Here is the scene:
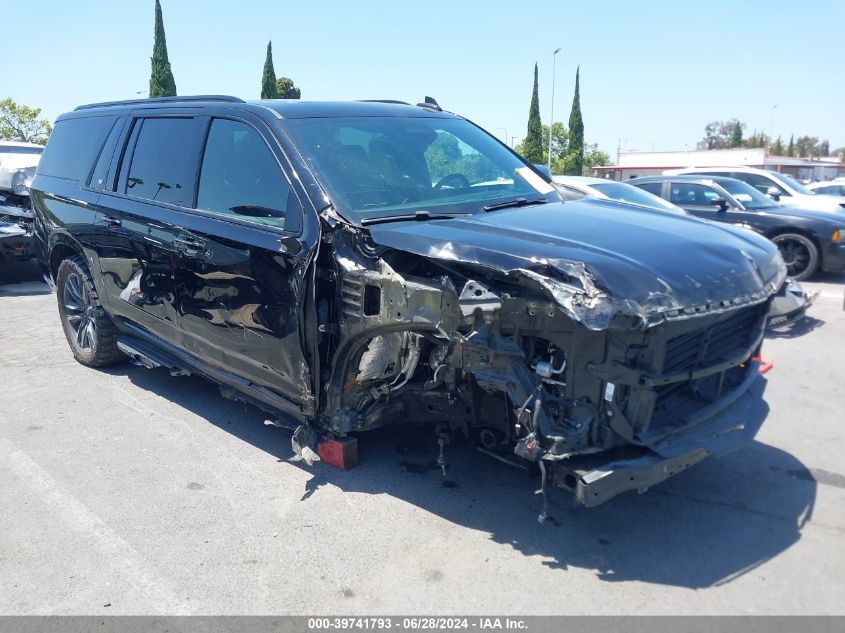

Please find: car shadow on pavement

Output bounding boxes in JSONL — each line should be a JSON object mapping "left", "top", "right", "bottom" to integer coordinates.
{"left": 765, "top": 315, "right": 825, "bottom": 339}
{"left": 109, "top": 363, "right": 817, "bottom": 591}
{"left": 0, "top": 260, "right": 51, "bottom": 297}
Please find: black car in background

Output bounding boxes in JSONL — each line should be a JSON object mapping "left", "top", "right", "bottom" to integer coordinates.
{"left": 630, "top": 175, "right": 845, "bottom": 281}
{"left": 31, "top": 96, "right": 785, "bottom": 508}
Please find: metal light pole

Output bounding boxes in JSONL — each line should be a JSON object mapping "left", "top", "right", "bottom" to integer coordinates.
{"left": 547, "top": 47, "right": 561, "bottom": 174}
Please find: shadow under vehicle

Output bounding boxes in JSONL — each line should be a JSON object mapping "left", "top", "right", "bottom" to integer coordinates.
{"left": 31, "top": 96, "right": 787, "bottom": 509}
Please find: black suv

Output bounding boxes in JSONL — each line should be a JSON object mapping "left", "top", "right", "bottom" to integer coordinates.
{"left": 630, "top": 174, "right": 845, "bottom": 281}
{"left": 32, "top": 96, "right": 786, "bottom": 507}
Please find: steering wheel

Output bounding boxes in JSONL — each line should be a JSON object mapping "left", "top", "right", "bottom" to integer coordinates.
{"left": 433, "top": 173, "right": 471, "bottom": 190}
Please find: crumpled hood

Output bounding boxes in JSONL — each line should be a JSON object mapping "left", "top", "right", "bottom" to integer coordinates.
{"left": 367, "top": 198, "right": 786, "bottom": 330}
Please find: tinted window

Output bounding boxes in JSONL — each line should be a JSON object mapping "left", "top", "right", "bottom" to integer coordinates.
{"left": 633, "top": 181, "right": 663, "bottom": 197}
{"left": 125, "top": 118, "right": 198, "bottom": 206}
{"left": 733, "top": 172, "right": 783, "bottom": 196}
{"left": 37, "top": 117, "right": 116, "bottom": 182}
{"left": 89, "top": 119, "right": 125, "bottom": 190}
{"left": 815, "top": 184, "right": 845, "bottom": 195}
{"left": 197, "top": 118, "right": 295, "bottom": 228}
{"left": 669, "top": 182, "right": 721, "bottom": 206}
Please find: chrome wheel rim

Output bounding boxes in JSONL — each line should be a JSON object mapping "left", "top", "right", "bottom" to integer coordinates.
{"left": 775, "top": 238, "right": 810, "bottom": 277}
{"left": 64, "top": 272, "right": 97, "bottom": 350}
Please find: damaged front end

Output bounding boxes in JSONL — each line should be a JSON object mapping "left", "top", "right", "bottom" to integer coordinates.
{"left": 314, "top": 204, "right": 786, "bottom": 508}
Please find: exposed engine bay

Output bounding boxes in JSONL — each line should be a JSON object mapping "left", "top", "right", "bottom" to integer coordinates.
{"left": 308, "top": 216, "right": 784, "bottom": 510}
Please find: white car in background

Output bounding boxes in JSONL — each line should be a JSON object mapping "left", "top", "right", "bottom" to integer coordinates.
{"left": 666, "top": 166, "right": 845, "bottom": 213}
{"left": 552, "top": 175, "right": 687, "bottom": 214}
{"left": 0, "top": 140, "right": 43, "bottom": 197}
{"left": 807, "top": 181, "right": 845, "bottom": 196}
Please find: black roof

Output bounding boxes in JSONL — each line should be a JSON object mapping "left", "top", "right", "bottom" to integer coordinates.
{"left": 66, "top": 95, "right": 453, "bottom": 120}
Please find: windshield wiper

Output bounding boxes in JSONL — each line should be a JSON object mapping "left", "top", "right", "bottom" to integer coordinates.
{"left": 360, "top": 210, "right": 467, "bottom": 226}
{"left": 483, "top": 198, "right": 548, "bottom": 212}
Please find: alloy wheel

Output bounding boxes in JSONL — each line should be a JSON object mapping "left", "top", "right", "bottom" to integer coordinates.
{"left": 63, "top": 272, "right": 97, "bottom": 350}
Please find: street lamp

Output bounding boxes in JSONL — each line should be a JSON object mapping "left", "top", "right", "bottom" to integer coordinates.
{"left": 547, "top": 47, "right": 561, "bottom": 174}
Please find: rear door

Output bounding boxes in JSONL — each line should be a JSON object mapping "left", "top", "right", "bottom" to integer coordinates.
{"left": 667, "top": 181, "right": 737, "bottom": 224}
{"left": 95, "top": 111, "right": 204, "bottom": 349}
{"left": 171, "top": 111, "right": 317, "bottom": 417}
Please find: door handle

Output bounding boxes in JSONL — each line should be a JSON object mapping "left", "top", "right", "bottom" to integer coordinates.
{"left": 97, "top": 216, "right": 121, "bottom": 229}
{"left": 174, "top": 237, "right": 207, "bottom": 257}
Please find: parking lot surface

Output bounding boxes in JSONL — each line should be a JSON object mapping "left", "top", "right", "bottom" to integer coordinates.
{"left": 1, "top": 260, "right": 843, "bottom": 615}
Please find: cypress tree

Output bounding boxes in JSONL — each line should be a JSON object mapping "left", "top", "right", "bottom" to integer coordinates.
{"left": 261, "top": 41, "right": 278, "bottom": 99}
{"left": 730, "top": 121, "right": 743, "bottom": 148}
{"left": 523, "top": 63, "right": 544, "bottom": 163}
{"left": 566, "top": 66, "right": 584, "bottom": 175}
{"left": 787, "top": 134, "right": 794, "bottom": 157}
{"left": 148, "top": 0, "right": 177, "bottom": 97}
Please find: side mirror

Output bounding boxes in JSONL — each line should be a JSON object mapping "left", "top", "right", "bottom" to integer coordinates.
{"left": 766, "top": 186, "right": 781, "bottom": 200}
{"left": 533, "top": 164, "right": 552, "bottom": 179}
{"left": 711, "top": 197, "right": 729, "bottom": 211}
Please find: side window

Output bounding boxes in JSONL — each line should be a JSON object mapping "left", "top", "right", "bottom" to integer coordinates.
{"left": 669, "top": 182, "right": 720, "bottom": 206}
{"left": 89, "top": 118, "right": 125, "bottom": 190}
{"left": 37, "top": 116, "right": 117, "bottom": 183}
{"left": 196, "top": 118, "right": 296, "bottom": 229}
{"left": 634, "top": 181, "right": 663, "bottom": 197}
{"left": 735, "top": 172, "right": 783, "bottom": 196}
{"left": 124, "top": 117, "right": 198, "bottom": 206}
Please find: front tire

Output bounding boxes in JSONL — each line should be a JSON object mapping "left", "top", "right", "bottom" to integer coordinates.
{"left": 56, "top": 255, "right": 124, "bottom": 367}
{"left": 771, "top": 233, "right": 819, "bottom": 281}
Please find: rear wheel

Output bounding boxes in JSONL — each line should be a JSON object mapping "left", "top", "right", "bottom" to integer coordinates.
{"left": 56, "top": 255, "right": 124, "bottom": 367}
{"left": 771, "top": 233, "right": 819, "bottom": 281}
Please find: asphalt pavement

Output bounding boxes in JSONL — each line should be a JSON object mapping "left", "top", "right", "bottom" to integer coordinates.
{"left": 1, "top": 260, "right": 843, "bottom": 614}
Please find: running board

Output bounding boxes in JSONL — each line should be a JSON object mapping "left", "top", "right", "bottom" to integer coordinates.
{"left": 117, "top": 341, "right": 163, "bottom": 370}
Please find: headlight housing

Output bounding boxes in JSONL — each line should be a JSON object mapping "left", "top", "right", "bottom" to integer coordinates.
{"left": 833, "top": 229, "right": 845, "bottom": 243}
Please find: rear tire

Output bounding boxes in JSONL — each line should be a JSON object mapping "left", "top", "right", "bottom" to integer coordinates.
{"left": 771, "top": 232, "right": 819, "bottom": 281}
{"left": 56, "top": 254, "right": 124, "bottom": 367}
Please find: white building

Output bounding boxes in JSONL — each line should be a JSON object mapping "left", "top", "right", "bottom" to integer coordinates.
{"left": 594, "top": 147, "right": 844, "bottom": 182}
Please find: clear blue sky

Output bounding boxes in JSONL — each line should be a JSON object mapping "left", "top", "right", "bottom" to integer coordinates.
{"left": 4, "top": 0, "right": 844, "bottom": 157}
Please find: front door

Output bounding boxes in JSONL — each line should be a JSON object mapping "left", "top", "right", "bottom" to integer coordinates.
{"left": 171, "top": 114, "right": 318, "bottom": 416}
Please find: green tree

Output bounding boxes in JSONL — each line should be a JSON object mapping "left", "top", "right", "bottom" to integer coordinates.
{"left": 0, "top": 98, "right": 52, "bottom": 144}
{"left": 772, "top": 136, "right": 784, "bottom": 156}
{"left": 566, "top": 66, "right": 584, "bottom": 175}
{"left": 819, "top": 139, "right": 830, "bottom": 156}
{"left": 730, "top": 121, "right": 743, "bottom": 147}
{"left": 517, "top": 122, "right": 568, "bottom": 172}
{"left": 276, "top": 77, "right": 301, "bottom": 99}
{"left": 261, "top": 41, "right": 278, "bottom": 99}
{"left": 148, "top": 0, "right": 177, "bottom": 98}
{"left": 787, "top": 134, "right": 794, "bottom": 157}
{"left": 582, "top": 144, "right": 611, "bottom": 175}
{"left": 522, "top": 63, "right": 544, "bottom": 163}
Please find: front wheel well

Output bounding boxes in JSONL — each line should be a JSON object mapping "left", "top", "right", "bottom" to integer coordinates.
{"left": 765, "top": 227, "right": 821, "bottom": 253}
{"left": 49, "top": 242, "right": 83, "bottom": 280}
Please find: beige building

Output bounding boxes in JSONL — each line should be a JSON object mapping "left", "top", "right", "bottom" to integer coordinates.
{"left": 594, "top": 147, "right": 844, "bottom": 182}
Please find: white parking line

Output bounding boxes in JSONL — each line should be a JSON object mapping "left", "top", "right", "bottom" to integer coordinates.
{"left": 0, "top": 437, "right": 186, "bottom": 613}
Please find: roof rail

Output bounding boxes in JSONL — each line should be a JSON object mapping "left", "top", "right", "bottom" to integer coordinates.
{"left": 75, "top": 95, "right": 244, "bottom": 111}
{"left": 357, "top": 99, "right": 411, "bottom": 106}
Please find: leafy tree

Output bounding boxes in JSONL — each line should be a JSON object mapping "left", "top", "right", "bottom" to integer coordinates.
{"left": 787, "top": 135, "right": 794, "bottom": 157}
{"left": 425, "top": 131, "right": 500, "bottom": 183}
{"left": 517, "top": 122, "right": 568, "bottom": 172}
{"left": 0, "top": 98, "right": 52, "bottom": 144}
{"left": 261, "top": 41, "right": 278, "bottom": 99}
{"left": 276, "top": 77, "right": 301, "bottom": 99}
{"left": 772, "top": 136, "right": 784, "bottom": 156}
{"left": 702, "top": 119, "right": 744, "bottom": 150}
{"left": 795, "top": 135, "right": 819, "bottom": 158}
{"left": 819, "top": 139, "right": 830, "bottom": 157}
{"left": 148, "top": 0, "right": 177, "bottom": 98}
{"left": 730, "top": 120, "right": 743, "bottom": 147}
{"left": 582, "top": 144, "right": 611, "bottom": 175}
{"left": 566, "top": 66, "right": 584, "bottom": 175}
{"left": 522, "top": 63, "right": 544, "bottom": 163}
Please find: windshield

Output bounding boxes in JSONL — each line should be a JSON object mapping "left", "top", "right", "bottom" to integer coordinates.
{"left": 769, "top": 171, "right": 812, "bottom": 195}
{"left": 284, "top": 116, "right": 561, "bottom": 221}
{"left": 591, "top": 182, "right": 685, "bottom": 214}
{"left": 720, "top": 178, "right": 779, "bottom": 209}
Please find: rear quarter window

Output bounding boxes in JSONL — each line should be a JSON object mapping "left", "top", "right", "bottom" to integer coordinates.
{"left": 36, "top": 116, "right": 117, "bottom": 183}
